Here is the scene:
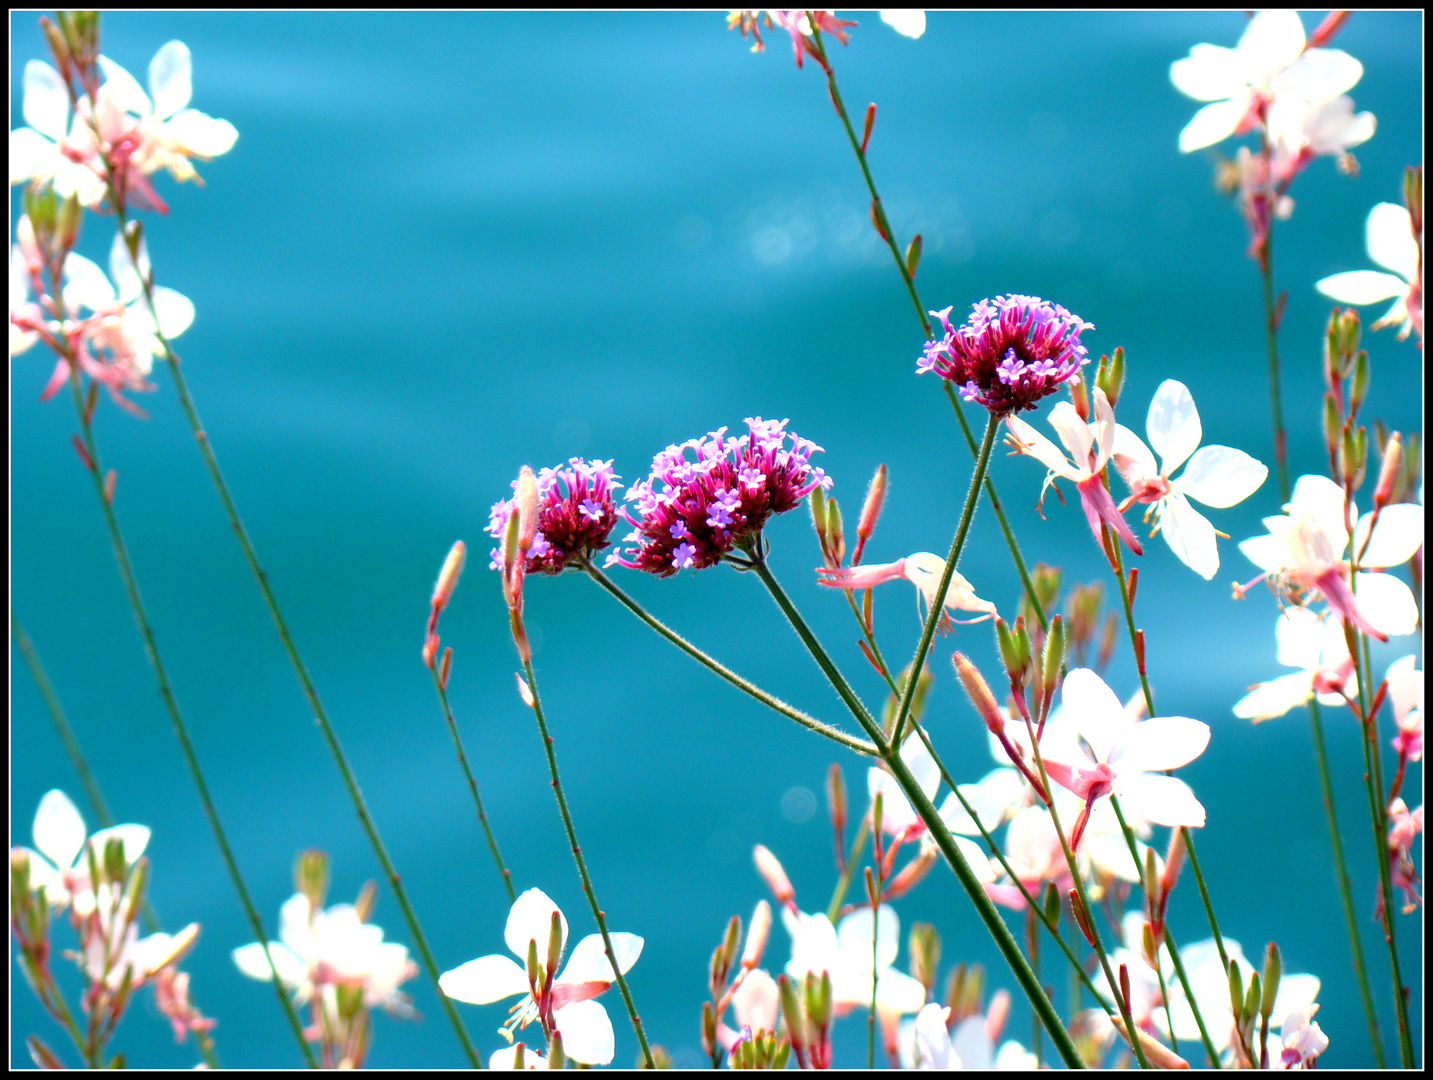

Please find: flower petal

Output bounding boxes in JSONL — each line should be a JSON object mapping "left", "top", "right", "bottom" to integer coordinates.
{"left": 837, "top": 904, "right": 900, "bottom": 973}
{"left": 438, "top": 953, "right": 529, "bottom": 1005}
{"left": 1238, "top": 532, "right": 1291, "bottom": 573}
{"left": 1316, "top": 269, "right": 1407, "bottom": 305}
{"left": 558, "top": 931, "right": 643, "bottom": 985}
{"left": 96, "top": 56, "right": 153, "bottom": 117}
{"left": 1119, "top": 773, "right": 1206, "bottom": 828}
{"left": 1178, "top": 97, "right": 1247, "bottom": 152}
{"left": 1352, "top": 504, "right": 1423, "bottom": 569}
{"left": 1274, "top": 46, "right": 1362, "bottom": 101}
{"left": 232, "top": 940, "right": 307, "bottom": 987}
{"left": 1237, "top": 10, "right": 1307, "bottom": 80}
{"left": 1158, "top": 490, "right": 1220, "bottom": 579}
{"left": 61, "top": 253, "right": 117, "bottom": 313}
{"left": 1109, "top": 716, "right": 1210, "bottom": 774}
{"left": 489, "top": 1044, "right": 548, "bottom": 1069}
{"left": 879, "top": 11, "right": 926, "bottom": 39}
{"left": 553, "top": 999, "right": 615, "bottom": 1065}
{"left": 1169, "top": 44, "right": 1241, "bottom": 101}
{"left": 505, "top": 888, "right": 568, "bottom": 968}
{"left": 148, "top": 41, "right": 193, "bottom": 120}
{"left": 32, "top": 789, "right": 87, "bottom": 871}
{"left": 1145, "top": 380, "right": 1202, "bottom": 476}
{"left": 1005, "top": 415, "right": 1078, "bottom": 480}
{"left": 1061, "top": 667, "right": 1129, "bottom": 764}
{"left": 1047, "top": 402, "right": 1096, "bottom": 471}
{"left": 10, "top": 127, "right": 56, "bottom": 184}
{"left": 876, "top": 967, "right": 930, "bottom": 1015}
{"left": 87, "top": 824, "right": 151, "bottom": 866}
{"left": 23, "top": 61, "right": 71, "bottom": 141}
{"left": 1274, "top": 607, "right": 1326, "bottom": 670}
{"left": 1111, "top": 424, "right": 1158, "bottom": 490}
{"left": 164, "top": 109, "right": 240, "bottom": 157}
{"left": 1176, "top": 445, "right": 1267, "bottom": 508}
{"left": 1232, "top": 671, "right": 1315, "bottom": 722}
{"left": 1366, "top": 202, "right": 1420, "bottom": 281}
{"left": 1352, "top": 572, "right": 1419, "bottom": 638}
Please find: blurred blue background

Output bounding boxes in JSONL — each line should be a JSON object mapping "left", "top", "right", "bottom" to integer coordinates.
{"left": 10, "top": 10, "right": 1422, "bottom": 1069}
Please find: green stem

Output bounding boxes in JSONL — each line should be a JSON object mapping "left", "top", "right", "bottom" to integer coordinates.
{"left": 748, "top": 555, "right": 1085, "bottom": 1068}
{"left": 1256, "top": 148, "right": 1291, "bottom": 504}
{"left": 1307, "top": 696, "right": 1384, "bottom": 1066}
{"left": 1108, "top": 540, "right": 1230, "bottom": 974}
{"left": 109, "top": 212, "right": 482, "bottom": 1070}
{"left": 12, "top": 611, "right": 115, "bottom": 830}
{"left": 826, "top": 817, "right": 869, "bottom": 921}
{"left": 1348, "top": 629, "right": 1414, "bottom": 1067}
{"left": 60, "top": 369, "right": 316, "bottom": 1068}
{"left": 582, "top": 559, "right": 876, "bottom": 756}
{"left": 430, "top": 667, "right": 516, "bottom": 903}
{"left": 806, "top": 22, "right": 1050, "bottom": 630}
{"left": 519, "top": 657, "right": 655, "bottom": 1069}
{"left": 889, "top": 414, "right": 999, "bottom": 748}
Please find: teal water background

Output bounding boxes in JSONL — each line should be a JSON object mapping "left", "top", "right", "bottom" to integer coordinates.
{"left": 10, "top": 11, "right": 1423, "bottom": 1068}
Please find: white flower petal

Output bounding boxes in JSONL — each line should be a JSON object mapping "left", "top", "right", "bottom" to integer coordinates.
{"left": 438, "top": 953, "right": 529, "bottom": 1005}
{"left": 1048, "top": 401, "right": 1096, "bottom": 470}
{"left": 10, "top": 127, "right": 56, "bottom": 184}
{"left": 1316, "top": 269, "right": 1407, "bottom": 305}
{"left": 1237, "top": 10, "right": 1307, "bottom": 81}
{"left": 876, "top": 968, "right": 931, "bottom": 1015}
{"left": 1353, "top": 572, "right": 1419, "bottom": 638}
{"left": 1146, "top": 380, "right": 1202, "bottom": 476}
{"left": 1177, "top": 444, "right": 1267, "bottom": 508}
{"left": 505, "top": 888, "right": 568, "bottom": 968}
{"left": 97, "top": 56, "right": 153, "bottom": 117}
{"left": 913, "top": 1002, "right": 956, "bottom": 1068}
{"left": 1178, "top": 97, "right": 1247, "bottom": 152}
{"left": 61, "top": 253, "right": 117, "bottom": 313}
{"left": 489, "top": 1044, "right": 548, "bottom": 1069}
{"left": 1111, "top": 424, "right": 1159, "bottom": 490}
{"left": 1352, "top": 504, "right": 1423, "bottom": 569}
{"left": 1005, "top": 415, "right": 1079, "bottom": 480}
{"left": 1109, "top": 716, "right": 1210, "bottom": 774}
{"left": 1271, "top": 973, "right": 1321, "bottom": 1025}
{"left": 1120, "top": 773, "right": 1206, "bottom": 828}
{"left": 553, "top": 999, "right": 615, "bottom": 1065}
{"left": 951, "top": 1014, "right": 995, "bottom": 1071}
{"left": 1274, "top": 607, "right": 1326, "bottom": 670}
{"left": 869, "top": 767, "right": 918, "bottom": 835}
{"left": 1158, "top": 490, "right": 1221, "bottom": 579}
{"left": 837, "top": 904, "right": 900, "bottom": 973}
{"left": 1169, "top": 44, "right": 1241, "bottom": 101}
{"left": 1239, "top": 532, "right": 1292, "bottom": 573}
{"left": 23, "top": 61, "right": 71, "bottom": 141}
{"left": 1274, "top": 46, "right": 1362, "bottom": 100}
{"left": 558, "top": 931, "right": 643, "bottom": 985}
{"left": 148, "top": 286, "right": 195, "bottom": 340}
{"left": 232, "top": 940, "right": 306, "bottom": 987}
{"left": 148, "top": 41, "right": 194, "bottom": 120}
{"left": 1366, "top": 203, "right": 1420, "bottom": 281}
{"left": 33, "top": 789, "right": 87, "bottom": 871}
{"left": 1233, "top": 671, "right": 1315, "bottom": 721}
{"left": 953, "top": 834, "right": 996, "bottom": 883}
{"left": 879, "top": 11, "right": 926, "bottom": 39}
{"left": 1061, "top": 668, "right": 1128, "bottom": 763}
{"left": 164, "top": 109, "right": 239, "bottom": 157}
{"left": 1289, "top": 474, "right": 1352, "bottom": 549}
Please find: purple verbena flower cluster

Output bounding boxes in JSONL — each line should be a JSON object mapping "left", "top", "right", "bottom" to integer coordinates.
{"left": 613, "top": 418, "right": 831, "bottom": 576}
{"left": 486, "top": 458, "right": 622, "bottom": 574}
{"left": 917, "top": 295, "right": 1094, "bottom": 415}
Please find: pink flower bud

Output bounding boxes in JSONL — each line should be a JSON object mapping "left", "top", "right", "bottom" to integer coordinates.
{"left": 428, "top": 540, "right": 466, "bottom": 635}
{"left": 952, "top": 652, "right": 1005, "bottom": 735}
{"left": 852, "top": 464, "right": 887, "bottom": 566}
{"left": 741, "top": 900, "right": 771, "bottom": 970}
{"left": 515, "top": 467, "right": 539, "bottom": 554}
{"left": 1374, "top": 432, "right": 1403, "bottom": 508}
{"left": 752, "top": 845, "right": 795, "bottom": 910}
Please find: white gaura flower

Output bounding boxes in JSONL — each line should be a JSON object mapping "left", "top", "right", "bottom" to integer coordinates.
{"left": 97, "top": 42, "right": 238, "bottom": 185}
{"left": 1112, "top": 379, "right": 1267, "bottom": 580}
{"left": 489, "top": 1043, "right": 548, "bottom": 1069}
{"left": 1233, "top": 608, "right": 1354, "bottom": 722}
{"left": 1036, "top": 668, "right": 1210, "bottom": 844}
{"left": 9, "top": 60, "right": 108, "bottom": 206}
{"left": 438, "top": 887, "right": 642, "bottom": 1067}
{"left": 1316, "top": 202, "right": 1423, "bottom": 342}
{"left": 1266, "top": 93, "right": 1375, "bottom": 181}
{"left": 1169, "top": 10, "right": 1364, "bottom": 153}
{"left": 1387, "top": 654, "right": 1423, "bottom": 763}
{"left": 782, "top": 904, "right": 927, "bottom": 1017}
{"left": 818, "top": 551, "right": 996, "bottom": 633}
{"left": 898, "top": 1000, "right": 1035, "bottom": 1069}
{"left": 15, "top": 789, "right": 150, "bottom": 916}
{"left": 1237, "top": 474, "right": 1423, "bottom": 642}
{"left": 82, "top": 890, "right": 200, "bottom": 991}
{"left": 232, "top": 892, "right": 418, "bottom": 1013}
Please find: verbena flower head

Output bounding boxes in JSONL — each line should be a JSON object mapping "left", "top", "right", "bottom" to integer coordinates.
{"left": 614, "top": 417, "right": 830, "bottom": 575}
{"left": 486, "top": 458, "right": 622, "bottom": 575}
{"left": 918, "top": 295, "right": 1093, "bottom": 416}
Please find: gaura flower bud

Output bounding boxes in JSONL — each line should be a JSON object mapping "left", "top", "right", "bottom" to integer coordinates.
{"left": 354, "top": 879, "right": 378, "bottom": 923}
{"left": 548, "top": 1030, "right": 567, "bottom": 1070}
{"left": 825, "top": 497, "right": 845, "bottom": 567}
{"left": 720, "top": 914, "right": 742, "bottom": 982}
{"left": 1226, "top": 958, "right": 1244, "bottom": 1018}
{"left": 741, "top": 900, "right": 771, "bottom": 970}
{"left": 431, "top": 541, "right": 466, "bottom": 613}
{"left": 882, "top": 845, "right": 937, "bottom": 901}
{"left": 1244, "top": 972, "right": 1262, "bottom": 1027}
{"left": 296, "top": 849, "right": 330, "bottom": 912}
{"left": 826, "top": 763, "right": 847, "bottom": 858}
{"left": 1260, "top": 942, "right": 1282, "bottom": 1020}
{"left": 853, "top": 465, "right": 886, "bottom": 568}
{"left": 952, "top": 652, "right": 1004, "bottom": 734}
{"left": 515, "top": 467, "right": 540, "bottom": 555}
{"left": 1323, "top": 394, "right": 1342, "bottom": 456}
{"left": 1349, "top": 348, "right": 1370, "bottom": 413}
{"left": 752, "top": 845, "right": 795, "bottom": 910}
{"left": 1374, "top": 432, "right": 1403, "bottom": 508}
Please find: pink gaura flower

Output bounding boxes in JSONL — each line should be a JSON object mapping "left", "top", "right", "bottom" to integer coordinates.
{"left": 1317, "top": 202, "right": 1424, "bottom": 343}
{"left": 1232, "top": 608, "right": 1354, "bottom": 723}
{"left": 486, "top": 458, "right": 622, "bottom": 575}
{"left": 1036, "top": 669, "right": 1210, "bottom": 847}
{"left": 817, "top": 551, "right": 995, "bottom": 632}
{"left": 1236, "top": 474, "right": 1423, "bottom": 642}
{"left": 1387, "top": 797, "right": 1423, "bottom": 913}
{"left": 615, "top": 418, "right": 829, "bottom": 575}
{"left": 918, "top": 295, "right": 1093, "bottom": 416}
{"left": 1387, "top": 654, "right": 1423, "bottom": 764}
{"left": 1004, "top": 387, "right": 1143, "bottom": 556}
